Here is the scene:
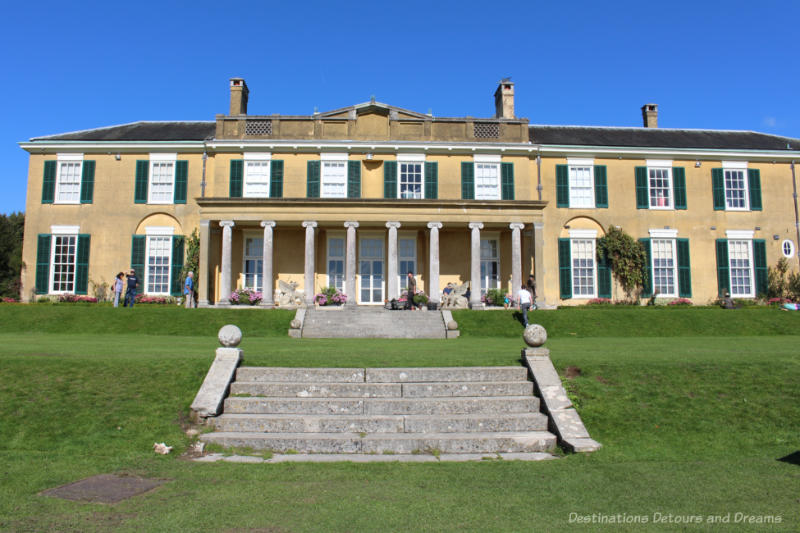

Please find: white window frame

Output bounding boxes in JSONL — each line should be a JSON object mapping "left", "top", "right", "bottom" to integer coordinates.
{"left": 567, "top": 158, "right": 595, "bottom": 209}
{"left": 726, "top": 230, "right": 755, "bottom": 298}
{"left": 722, "top": 161, "right": 749, "bottom": 211}
{"left": 243, "top": 153, "right": 271, "bottom": 199}
{"left": 321, "top": 153, "right": 348, "bottom": 199}
{"left": 49, "top": 225, "right": 81, "bottom": 294}
{"left": 397, "top": 154, "right": 426, "bottom": 200}
{"left": 569, "top": 229, "right": 597, "bottom": 299}
{"left": 326, "top": 233, "right": 345, "bottom": 293}
{"left": 54, "top": 153, "right": 84, "bottom": 205}
{"left": 473, "top": 154, "right": 501, "bottom": 200}
{"left": 398, "top": 234, "right": 417, "bottom": 291}
{"left": 646, "top": 160, "right": 673, "bottom": 210}
{"left": 648, "top": 229, "right": 679, "bottom": 298}
{"left": 358, "top": 233, "right": 385, "bottom": 305}
{"left": 148, "top": 153, "right": 177, "bottom": 205}
{"left": 144, "top": 226, "right": 174, "bottom": 295}
{"left": 479, "top": 233, "right": 501, "bottom": 295}
{"left": 242, "top": 233, "right": 264, "bottom": 291}
{"left": 782, "top": 240, "right": 795, "bottom": 259}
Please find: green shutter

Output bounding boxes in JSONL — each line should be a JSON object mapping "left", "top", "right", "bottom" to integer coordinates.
{"left": 716, "top": 239, "right": 729, "bottom": 296}
{"left": 753, "top": 239, "right": 767, "bottom": 296}
{"left": 42, "top": 161, "right": 56, "bottom": 204}
{"left": 748, "top": 169, "right": 762, "bottom": 211}
{"left": 347, "top": 160, "right": 361, "bottom": 198}
{"left": 673, "top": 167, "right": 687, "bottom": 210}
{"left": 75, "top": 234, "right": 90, "bottom": 295}
{"left": 307, "top": 160, "right": 321, "bottom": 198}
{"left": 131, "top": 235, "right": 146, "bottom": 281}
{"left": 424, "top": 162, "right": 438, "bottom": 199}
{"left": 594, "top": 165, "right": 608, "bottom": 208}
{"left": 597, "top": 253, "right": 612, "bottom": 299}
{"left": 135, "top": 160, "right": 149, "bottom": 203}
{"left": 501, "top": 162, "right": 514, "bottom": 200}
{"left": 170, "top": 235, "right": 185, "bottom": 296}
{"left": 558, "top": 238, "right": 572, "bottom": 299}
{"left": 270, "top": 160, "right": 284, "bottom": 198}
{"left": 173, "top": 160, "right": 188, "bottom": 203}
{"left": 639, "top": 238, "right": 652, "bottom": 297}
{"left": 677, "top": 238, "right": 691, "bottom": 298}
{"left": 229, "top": 160, "right": 243, "bottom": 198}
{"left": 80, "top": 160, "right": 95, "bottom": 204}
{"left": 556, "top": 164, "right": 569, "bottom": 207}
{"left": 635, "top": 167, "right": 648, "bottom": 209}
{"left": 35, "top": 234, "right": 51, "bottom": 294}
{"left": 383, "top": 161, "right": 397, "bottom": 199}
{"left": 712, "top": 168, "right": 725, "bottom": 210}
{"left": 461, "top": 162, "right": 474, "bottom": 200}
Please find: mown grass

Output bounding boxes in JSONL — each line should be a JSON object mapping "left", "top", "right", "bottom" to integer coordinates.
{"left": 0, "top": 306, "right": 798, "bottom": 531}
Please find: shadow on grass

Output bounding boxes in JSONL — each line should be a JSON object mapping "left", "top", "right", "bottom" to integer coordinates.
{"left": 777, "top": 451, "right": 800, "bottom": 466}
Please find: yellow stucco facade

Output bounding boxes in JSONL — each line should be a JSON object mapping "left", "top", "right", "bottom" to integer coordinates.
{"left": 19, "top": 79, "right": 800, "bottom": 306}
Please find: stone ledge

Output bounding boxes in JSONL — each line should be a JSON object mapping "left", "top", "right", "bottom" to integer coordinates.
{"left": 194, "top": 452, "right": 558, "bottom": 463}
{"left": 190, "top": 348, "right": 242, "bottom": 418}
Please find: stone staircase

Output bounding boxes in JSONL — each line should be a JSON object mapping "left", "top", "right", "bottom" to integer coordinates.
{"left": 300, "top": 307, "right": 448, "bottom": 339}
{"left": 200, "top": 366, "right": 557, "bottom": 456}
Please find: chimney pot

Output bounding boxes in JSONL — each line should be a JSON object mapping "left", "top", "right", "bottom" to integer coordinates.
{"left": 229, "top": 77, "right": 249, "bottom": 115}
{"left": 642, "top": 103, "right": 658, "bottom": 128}
{"left": 494, "top": 80, "right": 515, "bottom": 119}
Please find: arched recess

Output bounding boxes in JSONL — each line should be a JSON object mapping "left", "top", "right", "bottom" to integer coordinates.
{"left": 559, "top": 216, "right": 605, "bottom": 239}
{"left": 131, "top": 213, "right": 185, "bottom": 296}
{"left": 135, "top": 213, "right": 183, "bottom": 235}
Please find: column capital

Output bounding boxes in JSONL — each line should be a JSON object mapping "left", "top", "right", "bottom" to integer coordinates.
{"left": 427, "top": 222, "right": 443, "bottom": 230}
{"left": 509, "top": 222, "right": 525, "bottom": 231}
{"left": 344, "top": 221, "right": 360, "bottom": 229}
{"left": 468, "top": 222, "right": 484, "bottom": 230}
{"left": 385, "top": 221, "right": 401, "bottom": 229}
{"left": 260, "top": 220, "right": 276, "bottom": 228}
{"left": 219, "top": 220, "right": 235, "bottom": 228}
{"left": 302, "top": 221, "right": 318, "bottom": 229}
{"left": 200, "top": 219, "right": 210, "bottom": 228}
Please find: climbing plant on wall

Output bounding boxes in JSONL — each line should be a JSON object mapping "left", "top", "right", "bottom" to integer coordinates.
{"left": 597, "top": 225, "right": 647, "bottom": 301}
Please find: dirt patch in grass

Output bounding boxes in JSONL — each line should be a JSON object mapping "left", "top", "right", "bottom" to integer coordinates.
{"left": 40, "top": 474, "right": 168, "bottom": 504}
{"left": 564, "top": 365, "right": 582, "bottom": 379}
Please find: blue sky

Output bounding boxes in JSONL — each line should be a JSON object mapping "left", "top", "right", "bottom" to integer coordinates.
{"left": 3, "top": 0, "right": 799, "bottom": 214}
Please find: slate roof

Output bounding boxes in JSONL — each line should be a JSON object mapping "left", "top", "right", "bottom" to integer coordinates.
{"left": 529, "top": 125, "right": 800, "bottom": 151}
{"left": 30, "top": 121, "right": 215, "bottom": 142}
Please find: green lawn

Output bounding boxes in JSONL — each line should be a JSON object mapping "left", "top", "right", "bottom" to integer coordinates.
{"left": 0, "top": 306, "right": 798, "bottom": 531}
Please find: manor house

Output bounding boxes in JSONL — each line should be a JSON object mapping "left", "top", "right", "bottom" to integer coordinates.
{"left": 19, "top": 79, "right": 800, "bottom": 306}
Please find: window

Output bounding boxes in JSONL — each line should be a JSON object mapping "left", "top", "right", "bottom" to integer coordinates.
{"left": 724, "top": 169, "right": 748, "bottom": 210}
{"left": 569, "top": 165, "right": 594, "bottom": 208}
{"left": 728, "top": 240, "right": 753, "bottom": 297}
{"left": 782, "top": 240, "right": 795, "bottom": 259}
{"left": 651, "top": 239, "right": 677, "bottom": 297}
{"left": 327, "top": 237, "right": 345, "bottom": 292}
{"left": 146, "top": 236, "right": 172, "bottom": 294}
{"left": 321, "top": 161, "right": 347, "bottom": 198}
{"left": 648, "top": 167, "right": 672, "bottom": 208}
{"left": 50, "top": 235, "right": 77, "bottom": 293}
{"left": 399, "top": 163, "right": 423, "bottom": 199}
{"left": 56, "top": 160, "right": 82, "bottom": 204}
{"left": 244, "top": 237, "right": 264, "bottom": 290}
{"left": 244, "top": 161, "right": 270, "bottom": 198}
{"left": 398, "top": 238, "right": 416, "bottom": 290}
{"left": 149, "top": 160, "right": 175, "bottom": 204}
{"left": 475, "top": 163, "right": 500, "bottom": 200}
{"left": 480, "top": 238, "right": 500, "bottom": 294}
{"left": 571, "top": 239, "right": 596, "bottom": 298}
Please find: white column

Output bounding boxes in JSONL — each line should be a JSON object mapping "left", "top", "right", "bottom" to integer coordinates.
{"left": 218, "top": 220, "right": 235, "bottom": 306}
{"left": 427, "top": 222, "right": 442, "bottom": 303}
{"left": 260, "top": 221, "right": 276, "bottom": 308}
{"left": 533, "top": 221, "right": 545, "bottom": 306}
{"left": 302, "top": 221, "right": 317, "bottom": 305}
{"left": 386, "top": 221, "right": 401, "bottom": 300}
{"left": 344, "top": 221, "right": 359, "bottom": 306}
{"left": 198, "top": 220, "right": 210, "bottom": 307}
{"left": 510, "top": 223, "right": 525, "bottom": 294}
{"left": 469, "top": 222, "right": 484, "bottom": 308}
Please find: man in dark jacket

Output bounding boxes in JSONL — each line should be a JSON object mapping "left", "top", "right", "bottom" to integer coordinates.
{"left": 406, "top": 271, "right": 417, "bottom": 310}
{"left": 124, "top": 269, "right": 139, "bottom": 308}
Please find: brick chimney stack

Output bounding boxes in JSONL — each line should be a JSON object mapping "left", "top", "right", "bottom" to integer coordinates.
{"left": 229, "top": 78, "right": 249, "bottom": 116}
{"left": 494, "top": 79, "right": 515, "bottom": 119}
{"left": 641, "top": 103, "right": 658, "bottom": 128}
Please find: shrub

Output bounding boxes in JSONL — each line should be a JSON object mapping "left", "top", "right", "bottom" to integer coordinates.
{"left": 57, "top": 294, "right": 98, "bottom": 303}
{"left": 768, "top": 258, "right": 790, "bottom": 300}
{"left": 668, "top": 298, "right": 693, "bottom": 306}
{"left": 486, "top": 288, "right": 506, "bottom": 307}
{"left": 229, "top": 288, "right": 262, "bottom": 306}
{"left": 315, "top": 286, "right": 346, "bottom": 306}
{"left": 413, "top": 292, "right": 429, "bottom": 306}
{"left": 586, "top": 298, "right": 612, "bottom": 306}
{"left": 597, "top": 226, "right": 647, "bottom": 301}
{"left": 1, "top": 297, "right": 18, "bottom": 303}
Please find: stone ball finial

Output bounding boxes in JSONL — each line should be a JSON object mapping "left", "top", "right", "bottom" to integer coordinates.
{"left": 218, "top": 325, "right": 242, "bottom": 347}
{"left": 523, "top": 324, "right": 547, "bottom": 347}
{"left": 447, "top": 320, "right": 458, "bottom": 331}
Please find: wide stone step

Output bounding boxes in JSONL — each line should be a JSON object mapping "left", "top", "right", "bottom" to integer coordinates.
{"left": 401, "top": 381, "right": 534, "bottom": 397}
{"left": 365, "top": 367, "right": 529, "bottom": 383}
{"left": 230, "top": 382, "right": 401, "bottom": 398}
{"left": 223, "top": 396, "right": 539, "bottom": 415}
{"left": 200, "top": 431, "right": 557, "bottom": 454}
{"left": 235, "top": 367, "right": 365, "bottom": 383}
{"left": 211, "top": 412, "right": 549, "bottom": 434}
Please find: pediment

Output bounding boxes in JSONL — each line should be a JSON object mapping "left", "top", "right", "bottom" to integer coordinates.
{"left": 318, "top": 101, "right": 429, "bottom": 120}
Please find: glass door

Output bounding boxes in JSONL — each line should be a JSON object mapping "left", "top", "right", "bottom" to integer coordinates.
{"left": 359, "top": 237, "right": 385, "bottom": 304}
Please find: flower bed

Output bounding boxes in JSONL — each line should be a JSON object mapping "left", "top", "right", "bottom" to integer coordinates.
{"left": 1, "top": 297, "right": 18, "bottom": 303}
{"left": 315, "top": 286, "right": 347, "bottom": 306}
{"left": 229, "top": 288, "right": 262, "bottom": 306}
{"left": 134, "top": 295, "right": 176, "bottom": 305}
